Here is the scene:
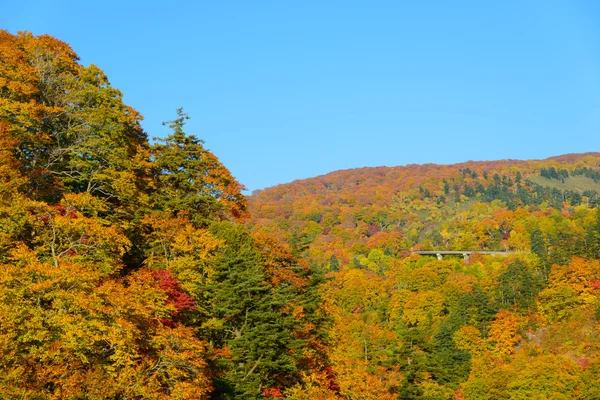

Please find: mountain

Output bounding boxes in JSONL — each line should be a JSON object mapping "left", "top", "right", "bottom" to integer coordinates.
{"left": 3, "top": 28, "right": 600, "bottom": 399}
{"left": 248, "top": 153, "right": 600, "bottom": 399}
{"left": 249, "top": 153, "right": 600, "bottom": 264}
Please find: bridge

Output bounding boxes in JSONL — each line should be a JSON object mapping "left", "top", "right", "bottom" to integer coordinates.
{"left": 411, "top": 250, "right": 513, "bottom": 260}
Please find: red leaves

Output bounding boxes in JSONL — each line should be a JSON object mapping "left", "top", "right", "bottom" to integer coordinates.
{"left": 153, "top": 269, "right": 197, "bottom": 320}
{"left": 323, "top": 366, "right": 341, "bottom": 392}
{"left": 52, "top": 204, "right": 77, "bottom": 219}
{"left": 352, "top": 304, "right": 364, "bottom": 315}
{"left": 35, "top": 204, "right": 78, "bottom": 223}
{"left": 576, "top": 357, "right": 590, "bottom": 368}
{"left": 262, "top": 387, "right": 285, "bottom": 398}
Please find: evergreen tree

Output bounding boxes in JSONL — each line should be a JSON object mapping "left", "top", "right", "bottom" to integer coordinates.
{"left": 497, "top": 261, "right": 539, "bottom": 311}
{"left": 586, "top": 209, "right": 600, "bottom": 259}
{"left": 151, "top": 109, "right": 247, "bottom": 225}
{"left": 531, "top": 228, "right": 550, "bottom": 281}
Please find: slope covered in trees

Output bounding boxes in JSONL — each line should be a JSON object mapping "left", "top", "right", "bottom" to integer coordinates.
{"left": 248, "top": 153, "right": 600, "bottom": 398}
{"left": 0, "top": 31, "right": 329, "bottom": 399}
{"left": 3, "top": 29, "right": 600, "bottom": 400}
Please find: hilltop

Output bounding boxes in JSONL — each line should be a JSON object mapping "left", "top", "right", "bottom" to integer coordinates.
{"left": 246, "top": 152, "right": 600, "bottom": 398}
{"left": 249, "top": 152, "right": 600, "bottom": 264}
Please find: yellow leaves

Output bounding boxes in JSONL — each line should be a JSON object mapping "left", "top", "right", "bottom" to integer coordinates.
{"left": 442, "top": 272, "right": 477, "bottom": 308}
{"left": 488, "top": 309, "right": 521, "bottom": 356}
{"left": 537, "top": 285, "right": 581, "bottom": 322}
{"left": 389, "top": 289, "right": 411, "bottom": 323}
{"left": 142, "top": 213, "right": 222, "bottom": 316}
{"left": 410, "top": 260, "right": 455, "bottom": 291}
{"left": 285, "top": 371, "right": 340, "bottom": 400}
{"left": 143, "top": 212, "right": 221, "bottom": 270}
{"left": 461, "top": 349, "right": 583, "bottom": 399}
{"left": 7, "top": 242, "right": 38, "bottom": 266}
{"left": 331, "top": 356, "right": 401, "bottom": 400}
{"left": 333, "top": 268, "right": 387, "bottom": 314}
{"left": 508, "top": 223, "right": 530, "bottom": 251}
{"left": 536, "top": 257, "right": 600, "bottom": 322}
{"left": 61, "top": 192, "right": 108, "bottom": 215}
{"left": 173, "top": 224, "right": 218, "bottom": 258}
{"left": 139, "top": 325, "right": 211, "bottom": 400}
{"left": 419, "top": 381, "right": 456, "bottom": 399}
{"left": 142, "top": 214, "right": 221, "bottom": 307}
{"left": 401, "top": 290, "right": 445, "bottom": 327}
{"left": 0, "top": 256, "right": 212, "bottom": 398}
{"left": 454, "top": 325, "right": 485, "bottom": 356}
{"left": 324, "top": 269, "right": 400, "bottom": 399}
{"left": 105, "top": 169, "right": 139, "bottom": 202}
{"left": 549, "top": 257, "right": 600, "bottom": 299}
{"left": 28, "top": 200, "right": 130, "bottom": 273}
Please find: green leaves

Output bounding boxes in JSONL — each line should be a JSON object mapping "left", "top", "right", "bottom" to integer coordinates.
{"left": 0, "top": 31, "right": 298, "bottom": 399}
{"left": 151, "top": 109, "right": 248, "bottom": 224}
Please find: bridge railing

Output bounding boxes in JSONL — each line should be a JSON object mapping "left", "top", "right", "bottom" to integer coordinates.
{"left": 410, "top": 250, "right": 521, "bottom": 260}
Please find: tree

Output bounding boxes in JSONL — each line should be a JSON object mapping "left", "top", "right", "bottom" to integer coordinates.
{"left": 487, "top": 309, "right": 521, "bottom": 356}
{"left": 496, "top": 261, "right": 539, "bottom": 312}
{"left": 0, "top": 31, "right": 330, "bottom": 399}
{"left": 204, "top": 222, "right": 321, "bottom": 397}
{"left": 530, "top": 228, "right": 550, "bottom": 281}
{"left": 151, "top": 109, "right": 247, "bottom": 225}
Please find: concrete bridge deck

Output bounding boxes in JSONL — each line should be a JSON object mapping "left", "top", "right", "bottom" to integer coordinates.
{"left": 411, "top": 250, "right": 514, "bottom": 260}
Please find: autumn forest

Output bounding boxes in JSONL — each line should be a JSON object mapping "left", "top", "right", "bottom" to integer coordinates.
{"left": 2, "top": 31, "right": 600, "bottom": 399}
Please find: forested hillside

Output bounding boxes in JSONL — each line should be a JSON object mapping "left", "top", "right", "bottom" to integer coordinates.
{"left": 0, "top": 31, "right": 328, "bottom": 399}
{"left": 248, "top": 154, "right": 600, "bottom": 398}
{"left": 3, "top": 30, "right": 600, "bottom": 400}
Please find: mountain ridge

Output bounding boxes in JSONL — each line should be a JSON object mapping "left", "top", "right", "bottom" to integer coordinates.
{"left": 245, "top": 150, "right": 600, "bottom": 398}
{"left": 252, "top": 152, "right": 600, "bottom": 195}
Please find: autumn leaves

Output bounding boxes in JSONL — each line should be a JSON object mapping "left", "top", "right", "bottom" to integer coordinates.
{"left": 0, "top": 31, "right": 325, "bottom": 398}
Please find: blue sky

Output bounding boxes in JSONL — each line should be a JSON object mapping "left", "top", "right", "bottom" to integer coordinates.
{"left": 4, "top": 1, "right": 600, "bottom": 192}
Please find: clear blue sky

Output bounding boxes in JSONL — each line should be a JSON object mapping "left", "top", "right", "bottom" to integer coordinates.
{"left": 4, "top": 1, "right": 600, "bottom": 192}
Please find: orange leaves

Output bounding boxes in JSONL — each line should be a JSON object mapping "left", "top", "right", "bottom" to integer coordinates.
{"left": 252, "top": 231, "right": 308, "bottom": 288}
{"left": 401, "top": 290, "right": 445, "bottom": 327}
{"left": 143, "top": 211, "right": 221, "bottom": 270}
{"left": 366, "top": 230, "right": 404, "bottom": 253}
{"left": 262, "top": 387, "right": 285, "bottom": 398}
{"left": 0, "top": 31, "right": 338, "bottom": 398}
{"left": 549, "top": 257, "right": 600, "bottom": 297}
{"left": 30, "top": 196, "right": 130, "bottom": 273}
{"left": 0, "top": 31, "right": 40, "bottom": 100}
{"left": 202, "top": 151, "right": 249, "bottom": 222}
{"left": 0, "top": 123, "right": 26, "bottom": 195}
{"left": 0, "top": 30, "right": 152, "bottom": 208}
{"left": 0, "top": 255, "right": 212, "bottom": 398}
{"left": 488, "top": 309, "right": 521, "bottom": 356}
{"left": 537, "top": 257, "right": 600, "bottom": 321}
{"left": 453, "top": 325, "right": 485, "bottom": 356}
{"left": 331, "top": 357, "right": 401, "bottom": 400}
{"left": 284, "top": 371, "right": 341, "bottom": 399}
{"left": 0, "top": 30, "right": 75, "bottom": 137}
{"left": 246, "top": 153, "right": 600, "bottom": 397}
